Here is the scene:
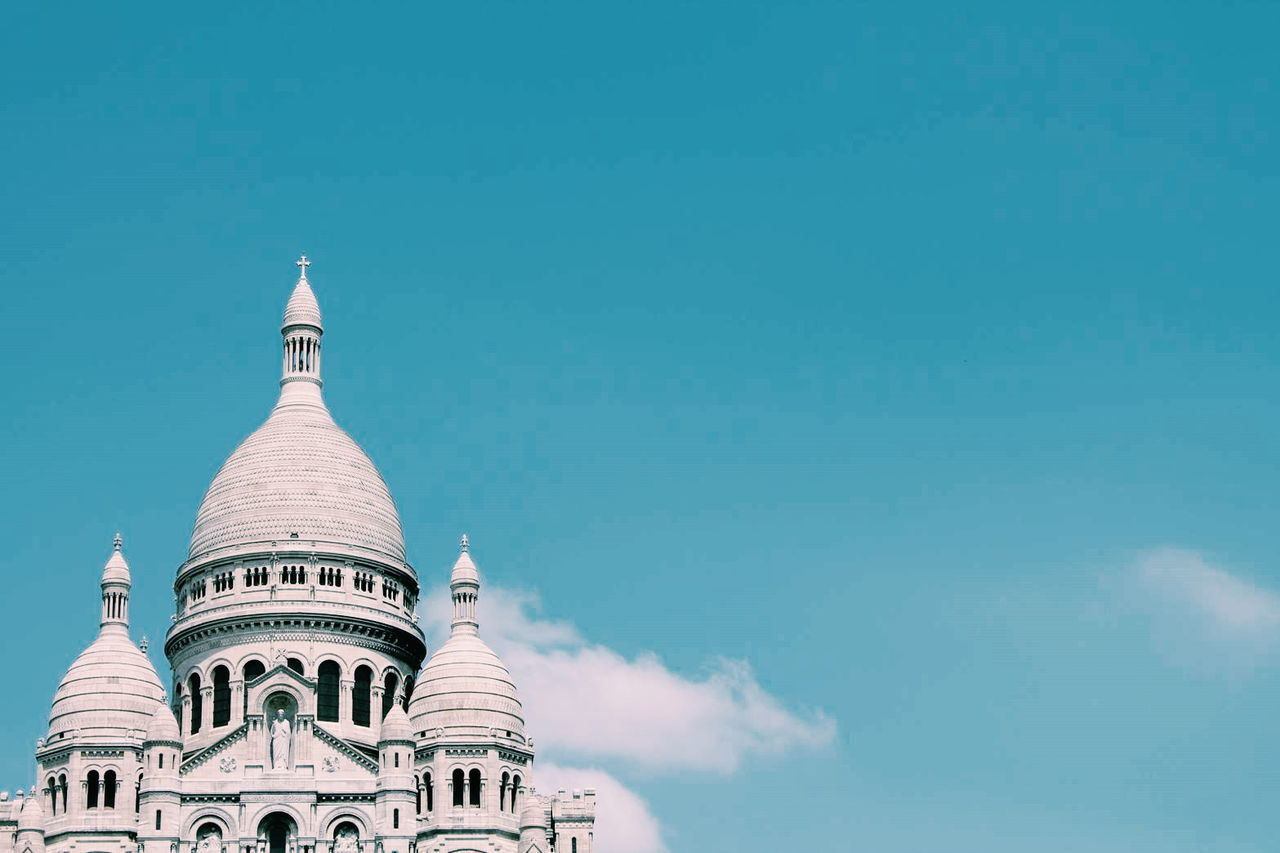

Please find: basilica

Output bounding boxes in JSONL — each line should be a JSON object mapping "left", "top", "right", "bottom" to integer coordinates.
{"left": 0, "top": 259, "right": 596, "bottom": 853}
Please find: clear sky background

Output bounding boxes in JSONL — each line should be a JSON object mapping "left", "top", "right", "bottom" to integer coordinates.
{"left": 2, "top": 2, "right": 1279, "bottom": 851}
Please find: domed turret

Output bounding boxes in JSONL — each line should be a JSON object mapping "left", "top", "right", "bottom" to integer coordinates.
{"left": 18, "top": 785, "right": 43, "bottom": 829}
{"left": 409, "top": 537, "right": 526, "bottom": 739}
{"left": 379, "top": 704, "right": 413, "bottom": 743}
{"left": 47, "top": 537, "right": 165, "bottom": 742}
{"left": 144, "top": 702, "right": 181, "bottom": 745}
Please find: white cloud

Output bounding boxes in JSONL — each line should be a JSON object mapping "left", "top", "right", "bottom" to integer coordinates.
{"left": 1137, "top": 547, "right": 1280, "bottom": 635}
{"left": 534, "top": 762, "right": 666, "bottom": 853}
{"left": 420, "top": 585, "right": 835, "bottom": 773}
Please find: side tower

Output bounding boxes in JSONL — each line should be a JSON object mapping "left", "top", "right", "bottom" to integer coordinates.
{"left": 162, "top": 259, "right": 427, "bottom": 853}
{"left": 36, "top": 537, "right": 167, "bottom": 853}
{"left": 409, "top": 538, "right": 538, "bottom": 853}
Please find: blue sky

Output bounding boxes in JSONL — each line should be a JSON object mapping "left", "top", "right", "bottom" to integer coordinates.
{"left": 2, "top": 1, "right": 1279, "bottom": 850}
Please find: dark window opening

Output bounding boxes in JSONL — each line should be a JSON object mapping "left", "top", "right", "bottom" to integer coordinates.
{"left": 318, "top": 661, "right": 340, "bottom": 722}
{"left": 212, "top": 666, "right": 231, "bottom": 727}
{"left": 353, "top": 665, "right": 373, "bottom": 727}
{"left": 188, "top": 673, "right": 203, "bottom": 734}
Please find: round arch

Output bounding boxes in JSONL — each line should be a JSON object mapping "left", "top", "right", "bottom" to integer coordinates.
{"left": 183, "top": 807, "right": 235, "bottom": 839}
{"left": 320, "top": 811, "right": 371, "bottom": 839}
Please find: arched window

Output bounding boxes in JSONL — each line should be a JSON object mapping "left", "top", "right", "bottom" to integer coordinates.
{"left": 382, "top": 671, "right": 399, "bottom": 719}
{"left": 572, "top": 839, "right": 578, "bottom": 853}
{"left": 317, "top": 661, "right": 340, "bottom": 722}
{"left": 401, "top": 675, "right": 415, "bottom": 710}
{"left": 353, "top": 665, "right": 373, "bottom": 727}
{"left": 499, "top": 771, "right": 509, "bottom": 812}
{"left": 58, "top": 773, "right": 67, "bottom": 814}
{"left": 452, "top": 769, "right": 464, "bottom": 807}
{"left": 155, "top": 809, "right": 162, "bottom": 830}
{"left": 158, "top": 754, "right": 164, "bottom": 769}
{"left": 135, "top": 771, "right": 142, "bottom": 813}
{"left": 243, "top": 660, "right": 266, "bottom": 683}
{"left": 243, "top": 659, "right": 266, "bottom": 716}
{"left": 188, "top": 673, "right": 203, "bottom": 734}
{"left": 468, "top": 769, "right": 482, "bottom": 808}
{"left": 287, "top": 657, "right": 304, "bottom": 676}
{"left": 86, "top": 770, "right": 100, "bottom": 809}
{"left": 511, "top": 774, "right": 521, "bottom": 812}
{"left": 424, "top": 772, "right": 434, "bottom": 812}
{"left": 46, "top": 777, "right": 56, "bottom": 815}
{"left": 103, "top": 770, "right": 116, "bottom": 809}
{"left": 392, "top": 808, "right": 400, "bottom": 830}
{"left": 212, "top": 665, "right": 231, "bottom": 727}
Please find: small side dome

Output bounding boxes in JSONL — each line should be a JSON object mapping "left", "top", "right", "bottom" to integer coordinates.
{"left": 49, "top": 632, "right": 166, "bottom": 741}
{"left": 520, "top": 798, "right": 548, "bottom": 829}
{"left": 48, "top": 542, "right": 165, "bottom": 742}
{"left": 144, "top": 702, "right": 181, "bottom": 745}
{"left": 408, "top": 539, "right": 525, "bottom": 739}
{"left": 379, "top": 704, "right": 413, "bottom": 743}
{"left": 18, "top": 786, "right": 43, "bottom": 828}
{"left": 408, "top": 631, "right": 525, "bottom": 738}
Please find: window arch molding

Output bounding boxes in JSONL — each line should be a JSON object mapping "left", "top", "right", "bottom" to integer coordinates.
{"left": 239, "top": 655, "right": 270, "bottom": 671}
{"left": 320, "top": 812, "right": 371, "bottom": 839}
{"left": 244, "top": 803, "right": 306, "bottom": 838}
{"left": 182, "top": 808, "right": 236, "bottom": 840}
{"left": 201, "top": 656, "right": 237, "bottom": 676}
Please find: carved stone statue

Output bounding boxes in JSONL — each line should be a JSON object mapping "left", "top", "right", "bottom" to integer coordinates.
{"left": 197, "top": 826, "right": 222, "bottom": 853}
{"left": 333, "top": 826, "right": 359, "bottom": 853}
{"left": 269, "top": 709, "right": 292, "bottom": 770}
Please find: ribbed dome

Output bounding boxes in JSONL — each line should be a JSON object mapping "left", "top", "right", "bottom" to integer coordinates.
{"left": 144, "top": 702, "right": 181, "bottom": 744}
{"left": 409, "top": 631, "right": 525, "bottom": 737}
{"left": 188, "top": 260, "right": 406, "bottom": 564}
{"left": 380, "top": 704, "right": 413, "bottom": 742}
{"left": 283, "top": 275, "right": 322, "bottom": 328}
{"left": 188, "top": 395, "right": 406, "bottom": 562}
{"left": 48, "top": 631, "right": 165, "bottom": 741}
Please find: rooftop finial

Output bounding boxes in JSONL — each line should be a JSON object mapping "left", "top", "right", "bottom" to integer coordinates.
{"left": 139, "top": 635, "right": 149, "bottom": 652}
{"left": 296, "top": 254, "right": 311, "bottom": 280}
{"left": 113, "top": 532, "right": 122, "bottom": 552}
{"left": 460, "top": 533, "right": 470, "bottom": 553}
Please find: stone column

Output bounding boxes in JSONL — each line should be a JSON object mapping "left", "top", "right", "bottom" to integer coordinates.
{"left": 296, "top": 716, "right": 314, "bottom": 765}
{"left": 231, "top": 680, "right": 245, "bottom": 726}
{"left": 371, "top": 686, "right": 385, "bottom": 736}
{"left": 200, "top": 686, "right": 214, "bottom": 733}
{"left": 181, "top": 695, "right": 193, "bottom": 735}
{"left": 340, "top": 680, "right": 354, "bottom": 724}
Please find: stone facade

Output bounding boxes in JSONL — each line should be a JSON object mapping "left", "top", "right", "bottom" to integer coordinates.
{"left": 0, "top": 259, "right": 594, "bottom": 853}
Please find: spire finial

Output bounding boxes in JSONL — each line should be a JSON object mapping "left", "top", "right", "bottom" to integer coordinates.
{"left": 460, "top": 533, "right": 470, "bottom": 553}
{"left": 113, "top": 532, "right": 122, "bottom": 552}
{"left": 139, "top": 635, "right": 149, "bottom": 653}
{"left": 296, "top": 254, "right": 311, "bottom": 280}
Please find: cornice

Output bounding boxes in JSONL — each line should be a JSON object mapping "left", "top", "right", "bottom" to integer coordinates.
{"left": 165, "top": 612, "right": 426, "bottom": 668}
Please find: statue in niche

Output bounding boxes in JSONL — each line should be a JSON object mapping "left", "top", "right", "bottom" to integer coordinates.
{"left": 196, "top": 826, "right": 222, "bottom": 853}
{"left": 333, "top": 826, "right": 359, "bottom": 853}
{"left": 270, "top": 709, "right": 292, "bottom": 770}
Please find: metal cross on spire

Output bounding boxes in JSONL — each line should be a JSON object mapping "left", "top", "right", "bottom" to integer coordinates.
{"left": 113, "top": 532, "right": 123, "bottom": 552}
{"left": 460, "top": 533, "right": 470, "bottom": 553}
{"left": 296, "top": 254, "right": 311, "bottom": 279}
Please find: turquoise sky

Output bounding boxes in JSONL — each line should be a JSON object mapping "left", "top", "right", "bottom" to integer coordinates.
{"left": 2, "top": 2, "right": 1279, "bottom": 851}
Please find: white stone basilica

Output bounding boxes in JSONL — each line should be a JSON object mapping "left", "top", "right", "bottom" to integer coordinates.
{"left": 0, "top": 259, "right": 596, "bottom": 853}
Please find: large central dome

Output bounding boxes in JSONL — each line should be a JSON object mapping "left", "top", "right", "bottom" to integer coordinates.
{"left": 187, "top": 260, "right": 407, "bottom": 563}
{"left": 188, "top": 396, "right": 405, "bottom": 561}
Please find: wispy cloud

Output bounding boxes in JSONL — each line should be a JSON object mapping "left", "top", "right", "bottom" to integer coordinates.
{"left": 421, "top": 585, "right": 836, "bottom": 773}
{"left": 1136, "top": 547, "right": 1280, "bottom": 636}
